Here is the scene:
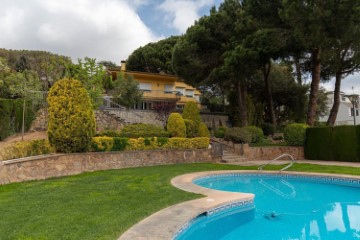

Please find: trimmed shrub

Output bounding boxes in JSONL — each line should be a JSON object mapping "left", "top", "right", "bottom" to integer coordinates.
{"left": 214, "top": 127, "right": 227, "bottom": 138}
{"left": 167, "top": 113, "right": 186, "bottom": 137}
{"left": 47, "top": 78, "right": 96, "bottom": 153}
{"left": 184, "top": 119, "right": 197, "bottom": 138}
{"left": 120, "top": 123, "right": 169, "bottom": 138}
{"left": 1, "top": 139, "right": 55, "bottom": 160}
{"left": 243, "top": 126, "right": 264, "bottom": 143}
{"left": 164, "top": 138, "right": 193, "bottom": 149}
{"left": 91, "top": 137, "right": 114, "bottom": 152}
{"left": 112, "top": 137, "right": 128, "bottom": 151}
{"left": 190, "top": 137, "right": 210, "bottom": 149}
{"left": 332, "top": 126, "right": 359, "bottom": 162}
{"left": 198, "top": 122, "right": 210, "bottom": 138}
{"left": 284, "top": 123, "right": 309, "bottom": 146}
{"left": 305, "top": 127, "right": 333, "bottom": 160}
{"left": 224, "top": 127, "right": 252, "bottom": 144}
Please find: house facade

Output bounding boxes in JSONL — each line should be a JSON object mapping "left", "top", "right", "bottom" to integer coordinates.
{"left": 109, "top": 61, "right": 201, "bottom": 110}
{"left": 319, "top": 91, "right": 360, "bottom": 125}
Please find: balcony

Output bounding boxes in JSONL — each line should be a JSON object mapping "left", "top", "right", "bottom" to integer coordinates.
{"left": 141, "top": 90, "right": 181, "bottom": 101}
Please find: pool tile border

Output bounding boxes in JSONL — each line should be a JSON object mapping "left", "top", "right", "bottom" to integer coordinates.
{"left": 118, "top": 170, "right": 360, "bottom": 240}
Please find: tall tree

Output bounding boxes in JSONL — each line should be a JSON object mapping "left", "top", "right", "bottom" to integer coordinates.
{"left": 322, "top": 1, "right": 360, "bottom": 126}
{"left": 110, "top": 74, "right": 143, "bottom": 109}
{"left": 127, "top": 36, "right": 180, "bottom": 74}
{"left": 280, "top": 1, "right": 334, "bottom": 126}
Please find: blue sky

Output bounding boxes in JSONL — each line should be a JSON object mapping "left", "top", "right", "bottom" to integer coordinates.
{"left": 0, "top": 0, "right": 358, "bottom": 93}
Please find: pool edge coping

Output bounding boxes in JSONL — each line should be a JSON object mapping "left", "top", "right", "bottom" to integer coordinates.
{"left": 118, "top": 170, "right": 360, "bottom": 240}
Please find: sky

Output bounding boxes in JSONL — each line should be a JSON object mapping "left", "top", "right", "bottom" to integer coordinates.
{"left": 0, "top": 0, "right": 358, "bottom": 94}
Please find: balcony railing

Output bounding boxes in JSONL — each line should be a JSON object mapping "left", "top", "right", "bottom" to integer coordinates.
{"left": 141, "top": 90, "right": 181, "bottom": 101}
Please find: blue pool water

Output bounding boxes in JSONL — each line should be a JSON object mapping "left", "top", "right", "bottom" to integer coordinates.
{"left": 176, "top": 174, "right": 360, "bottom": 240}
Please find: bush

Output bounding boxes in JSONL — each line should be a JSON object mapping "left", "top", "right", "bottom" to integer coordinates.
{"left": 261, "top": 122, "right": 276, "bottom": 136}
{"left": 190, "top": 137, "right": 210, "bottom": 149}
{"left": 182, "top": 101, "right": 201, "bottom": 125}
{"left": 112, "top": 137, "right": 128, "bottom": 151}
{"left": 1, "top": 139, "right": 55, "bottom": 160}
{"left": 95, "top": 130, "right": 121, "bottom": 137}
{"left": 47, "top": 78, "right": 96, "bottom": 153}
{"left": 167, "top": 113, "right": 186, "bottom": 137}
{"left": 198, "top": 122, "right": 210, "bottom": 138}
{"left": 91, "top": 137, "right": 114, "bottom": 152}
{"left": 214, "top": 127, "right": 227, "bottom": 138}
{"left": 243, "top": 126, "right": 264, "bottom": 143}
{"left": 284, "top": 123, "right": 309, "bottom": 146}
{"left": 120, "top": 123, "right": 169, "bottom": 138}
{"left": 224, "top": 127, "right": 252, "bottom": 144}
{"left": 184, "top": 119, "right": 197, "bottom": 138}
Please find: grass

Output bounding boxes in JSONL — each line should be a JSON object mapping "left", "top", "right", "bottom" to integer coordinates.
{"left": 0, "top": 163, "right": 360, "bottom": 240}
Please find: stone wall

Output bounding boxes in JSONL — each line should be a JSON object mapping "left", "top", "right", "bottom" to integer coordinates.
{"left": 30, "top": 109, "right": 126, "bottom": 132}
{"left": 201, "top": 113, "right": 230, "bottom": 130}
{"left": 243, "top": 144, "right": 304, "bottom": 160}
{"left": 30, "top": 108, "right": 229, "bottom": 132}
{"left": 0, "top": 149, "right": 218, "bottom": 185}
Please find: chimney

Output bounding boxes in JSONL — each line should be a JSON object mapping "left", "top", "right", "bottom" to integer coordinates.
{"left": 121, "top": 60, "right": 126, "bottom": 71}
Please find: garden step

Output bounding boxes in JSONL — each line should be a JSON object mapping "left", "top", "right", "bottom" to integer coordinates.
{"left": 221, "top": 151, "right": 248, "bottom": 163}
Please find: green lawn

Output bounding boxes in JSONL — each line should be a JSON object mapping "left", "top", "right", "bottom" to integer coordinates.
{"left": 0, "top": 163, "right": 360, "bottom": 240}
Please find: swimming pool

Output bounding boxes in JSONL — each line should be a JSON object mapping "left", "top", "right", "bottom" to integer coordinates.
{"left": 175, "top": 173, "right": 360, "bottom": 240}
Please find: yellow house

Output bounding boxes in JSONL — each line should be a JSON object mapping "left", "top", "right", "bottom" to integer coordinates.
{"left": 109, "top": 61, "right": 201, "bottom": 110}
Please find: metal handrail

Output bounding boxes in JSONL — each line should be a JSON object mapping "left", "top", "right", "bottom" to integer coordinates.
{"left": 258, "top": 153, "right": 296, "bottom": 172}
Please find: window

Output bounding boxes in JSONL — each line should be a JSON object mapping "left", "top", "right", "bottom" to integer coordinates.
{"left": 175, "top": 87, "right": 184, "bottom": 95}
{"left": 139, "top": 83, "right": 151, "bottom": 92}
{"left": 164, "top": 84, "right": 174, "bottom": 93}
{"left": 350, "top": 107, "right": 355, "bottom": 117}
{"left": 176, "top": 104, "right": 184, "bottom": 110}
{"left": 185, "top": 89, "right": 194, "bottom": 98}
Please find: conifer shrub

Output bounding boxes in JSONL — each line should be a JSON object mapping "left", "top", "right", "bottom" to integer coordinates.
{"left": 182, "top": 101, "right": 201, "bottom": 135}
{"left": 184, "top": 119, "right": 197, "bottom": 138}
{"left": 284, "top": 123, "right": 309, "bottom": 146}
{"left": 47, "top": 78, "right": 96, "bottom": 153}
{"left": 120, "top": 123, "right": 169, "bottom": 138}
{"left": 224, "top": 127, "right": 252, "bottom": 144}
{"left": 198, "top": 122, "right": 210, "bottom": 138}
{"left": 167, "top": 113, "right": 186, "bottom": 137}
{"left": 243, "top": 126, "right": 264, "bottom": 143}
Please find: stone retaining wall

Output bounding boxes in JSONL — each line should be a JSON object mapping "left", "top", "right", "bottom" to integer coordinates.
{"left": 243, "top": 144, "right": 304, "bottom": 160}
{"left": 0, "top": 149, "right": 217, "bottom": 185}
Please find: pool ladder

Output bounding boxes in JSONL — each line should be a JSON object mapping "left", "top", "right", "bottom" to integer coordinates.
{"left": 258, "top": 154, "right": 296, "bottom": 172}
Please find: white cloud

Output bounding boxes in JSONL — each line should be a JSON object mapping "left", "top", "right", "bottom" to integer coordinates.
{"left": 321, "top": 72, "right": 360, "bottom": 95}
{"left": 158, "top": 0, "right": 215, "bottom": 33}
{"left": 0, "top": 0, "right": 159, "bottom": 63}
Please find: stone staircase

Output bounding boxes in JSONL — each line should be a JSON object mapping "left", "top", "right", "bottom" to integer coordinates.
{"left": 221, "top": 150, "right": 248, "bottom": 164}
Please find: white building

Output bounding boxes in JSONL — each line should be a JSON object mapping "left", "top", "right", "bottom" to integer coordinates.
{"left": 319, "top": 92, "right": 360, "bottom": 125}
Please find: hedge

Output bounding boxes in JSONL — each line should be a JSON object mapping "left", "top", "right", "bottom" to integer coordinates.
{"left": 91, "top": 137, "right": 209, "bottom": 151}
{"left": 0, "top": 98, "right": 35, "bottom": 140}
{"left": 284, "top": 123, "right": 309, "bottom": 146}
{"left": 1, "top": 137, "right": 210, "bottom": 161}
{"left": 305, "top": 125, "right": 360, "bottom": 162}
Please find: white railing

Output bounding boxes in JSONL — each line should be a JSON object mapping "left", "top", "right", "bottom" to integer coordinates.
{"left": 258, "top": 153, "right": 296, "bottom": 172}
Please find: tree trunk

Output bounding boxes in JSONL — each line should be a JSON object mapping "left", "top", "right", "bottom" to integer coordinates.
{"left": 236, "top": 80, "right": 248, "bottom": 126}
{"left": 263, "top": 62, "right": 276, "bottom": 127}
{"left": 294, "top": 56, "right": 302, "bottom": 85}
{"left": 326, "top": 71, "right": 342, "bottom": 126}
{"left": 306, "top": 48, "right": 321, "bottom": 126}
